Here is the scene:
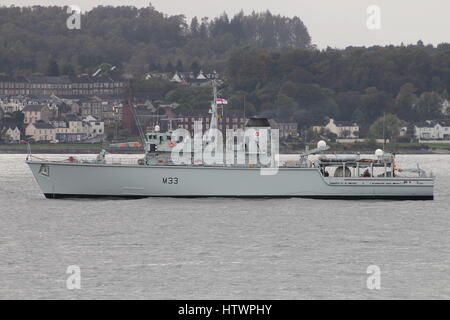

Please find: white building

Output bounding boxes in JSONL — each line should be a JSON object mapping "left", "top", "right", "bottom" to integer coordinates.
{"left": 196, "top": 70, "right": 207, "bottom": 80}
{"left": 414, "top": 120, "right": 450, "bottom": 140}
{"left": 83, "top": 115, "right": 105, "bottom": 138}
{"left": 313, "top": 119, "right": 359, "bottom": 138}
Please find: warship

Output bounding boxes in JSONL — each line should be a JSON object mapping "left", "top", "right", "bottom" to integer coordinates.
{"left": 26, "top": 82, "right": 435, "bottom": 200}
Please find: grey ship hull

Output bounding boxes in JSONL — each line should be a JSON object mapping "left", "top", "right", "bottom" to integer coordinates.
{"left": 27, "top": 161, "right": 434, "bottom": 200}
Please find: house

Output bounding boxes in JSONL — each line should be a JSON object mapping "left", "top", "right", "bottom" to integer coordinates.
{"left": 81, "top": 96, "right": 104, "bottom": 120}
{"left": 0, "top": 76, "right": 28, "bottom": 95}
{"left": 80, "top": 95, "right": 122, "bottom": 124}
{"left": 0, "top": 75, "right": 127, "bottom": 96}
{"left": 312, "top": 119, "right": 359, "bottom": 138}
{"left": 170, "top": 72, "right": 188, "bottom": 84}
{"left": 399, "top": 126, "right": 408, "bottom": 137}
{"left": 188, "top": 70, "right": 211, "bottom": 87}
{"left": 25, "top": 122, "right": 55, "bottom": 142}
{"left": 121, "top": 92, "right": 164, "bottom": 131}
{"left": 83, "top": 115, "right": 105, "bottom": 139}
{"left": 65, "top": 114, "right": 84, "bottom": 134}
{"left": 174, "top": 112, "right": 246, "bottom": 134}
{"left": 70, "top": 76, "right": 127, "bottom": 96}
{"left": 22, "top": 105, "right": 51, "bottom": 124}
{"left": 0, "top": 100, "right": 24, "bottom": 113}
{"left": 0, "top": 125, "right": 21, "bottom": 142}
{"left": 270, "top": 121, "right": 299, "bottom": 138}
{"left": 50, "top": 115, "right": 89, "bottom": 142}
{"left": 144, "top": 72, "right": 169, "bottom": 81}
{"left": 170, "top": 71, "right": 220, "bottom": 87}
{"left": 134, "top": 92, "right": 163, "bottom": 113}
{"left": 26, "top": 114, "right": 104, "bottom": 142}
{"left": 196, "top": 70, "right": 207, "bottom": 80}
{"left": 414, "top": 120, "right": 450, "bottom": 140}
{"left": 54, "top": 132, "right": 87, "bottom": 143}
{"left": 70, "top": 102, "right": 81, "bottom": 115}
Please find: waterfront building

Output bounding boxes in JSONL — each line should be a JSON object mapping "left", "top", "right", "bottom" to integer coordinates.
{"left": 312, "top": 118, "right": 360, "bottom": 138}
{"left": 23, "top": 105, "right": 51, "bottom": 124}
{"left": 414, "top": 120, "right": 450, "bottom": 140}
{"left": 0, "top": 75, "right": 127, "bottom": 97}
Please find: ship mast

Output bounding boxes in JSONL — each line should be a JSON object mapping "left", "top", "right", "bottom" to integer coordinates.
{"left": 209, "top": 80, "right": 219, "bottom": 130}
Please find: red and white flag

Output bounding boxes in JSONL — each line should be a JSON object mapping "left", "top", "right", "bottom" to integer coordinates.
{"left": 216, "top": 98, "right": 228, "bottom": 105}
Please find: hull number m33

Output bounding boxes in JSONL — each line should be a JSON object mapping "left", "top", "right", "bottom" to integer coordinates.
{"left": 162, "top": 177, "right": 179, "bottom": 184}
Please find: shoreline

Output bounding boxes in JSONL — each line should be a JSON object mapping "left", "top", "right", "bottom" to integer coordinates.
{"left": 1, "top": 147, "right": 448, "bottom": 155}
{"left": 0, "top": 148, "right": 143, "bottom": 154}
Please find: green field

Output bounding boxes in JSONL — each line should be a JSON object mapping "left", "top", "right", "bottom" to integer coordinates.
{"left": 2, "top": 141, "right": 450, "bottom": 154}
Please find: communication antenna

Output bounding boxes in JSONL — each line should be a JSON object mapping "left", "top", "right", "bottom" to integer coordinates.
{"left": 382, "top": 110, "right": 386, "bottom": 150}
{"left": 243, "top": 94, "right": 246, "bottom": 120}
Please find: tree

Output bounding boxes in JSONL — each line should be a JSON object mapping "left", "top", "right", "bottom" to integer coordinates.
{"left": 0, "top": 129, "right": 10, "bottom": 143}
{"left": 11, "top": 111, "right": 24, "bottom": 129}
{"left": 369, "top": 114, "right": 406, "bottom": 143}
{"left": 414, "top": 92, "right": 444, "bottom": 120}
{"left": 165, "top": 61, "right": 175, "bottom": 73}
{"left": 392, "top": 83, "right": 418, "bottom": 121}
{"left": 360, "top": 87, "right": 390, "bottom": 125}
{"left": 46, "top": 59, "right": 60, "bottom": 76}
{"left": 175, "top": 59, "right": 184, "bottom": 72}
{"left": 190, "top": 17, "right": 199, "bottom": 36}
{"left": 335, "top": 91, "right": 362, "bottom": 120}
{"left": 190, "top": 61, "right": 201, "bottom": 77}
{"left": 431, "top": 76, "right": 443, "bottom": 92}
{"left": 275, "top": 94, "right": 298, "bottom": 119}
{"left": 199, "top": 17, "right": 209, "bottom": 39}
{"left": 148, "top": 61, "right": 159, "bottom": 71}
{"left": 61, "top": 63, "right": 75, "bottom": 76}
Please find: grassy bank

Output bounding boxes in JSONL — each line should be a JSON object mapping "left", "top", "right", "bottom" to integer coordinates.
{"left": 2, "top": 141, "right": 450, "bottom": 154}
{"left": 283, "top": 141, "right": 450, "bottom": 154}
{"left": 0, "top": 143, "right": 102, "bottom": 150}
{"left": 0, "top": 143, "right": 143, "bottom": 154}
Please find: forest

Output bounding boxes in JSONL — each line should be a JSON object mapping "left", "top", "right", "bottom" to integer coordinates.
{"left": 0, "top": 5, "right": 311, "bottom": 75}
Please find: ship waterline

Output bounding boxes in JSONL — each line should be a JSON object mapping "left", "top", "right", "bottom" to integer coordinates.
{"left": 27, "top": 161, "right": 434, "bottom": 200}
